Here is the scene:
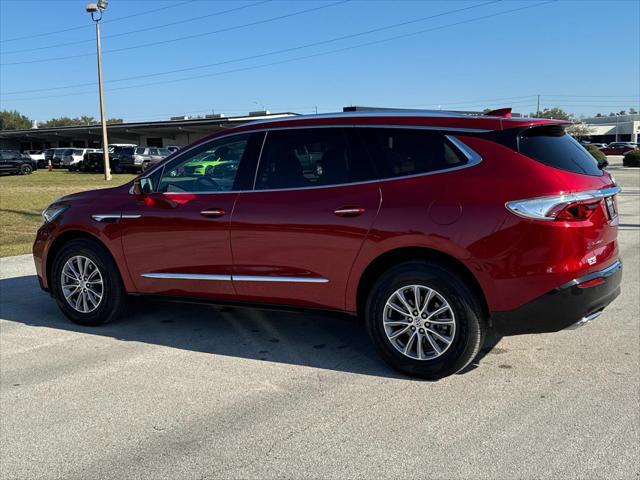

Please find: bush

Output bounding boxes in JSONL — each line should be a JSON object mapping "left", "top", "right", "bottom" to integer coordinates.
{"left": 623, "top": 150, "right": 640, "bottom": 167}
{"left": 585, "top": 144, "right": 606, "bottom": 162}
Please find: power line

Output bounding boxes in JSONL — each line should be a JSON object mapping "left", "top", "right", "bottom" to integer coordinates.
{"left": 1, "top": 1, "right": 271, "bottom": 55}
{"left": 2, "top": 0, "right": 501, "bottom": 95}
{"left": 0, "top": 1, "right": 351, "bottom": 66}
{"left": 0, "top": 0, "right": 197, "bottom": 44}
{"left": 1, "top": 1, "right": 557, "bottom": 103}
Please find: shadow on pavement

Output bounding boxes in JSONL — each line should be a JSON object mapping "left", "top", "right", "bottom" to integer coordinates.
{"left": 0, "top": 275, "right": 500, "bottom": 379}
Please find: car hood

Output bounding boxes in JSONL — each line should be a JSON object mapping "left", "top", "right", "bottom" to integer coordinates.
{"left": 53, "top": 183, "right": 131, "bottom": 206}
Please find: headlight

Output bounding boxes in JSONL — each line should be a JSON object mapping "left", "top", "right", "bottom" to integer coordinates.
{"left": 42, "top": 204, "right": 68, "bottom": 224}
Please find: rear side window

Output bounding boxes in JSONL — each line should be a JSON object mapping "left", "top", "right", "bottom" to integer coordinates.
{"left": 135, "top": 147, "right": 146, "bottom": 154}
{"left": 357, "top": 128, "right": 467, "bottom": 178}
{"left": 255, "top": 128, "right": 375, "bottom": 190}
{"left": 518, "top": 125, "right": 602, "bottom": 176}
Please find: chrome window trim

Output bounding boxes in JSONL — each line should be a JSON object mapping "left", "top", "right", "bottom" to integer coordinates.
{"left": 138, "top": 124, "right": 486, "bottom": 191}
{"left": 140, "top": 273, "right": 328, "bottom": 283}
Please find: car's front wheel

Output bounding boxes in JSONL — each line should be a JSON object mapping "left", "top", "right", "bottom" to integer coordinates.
{"left": 51, "top": 239, "right": 127, "bottom": 326}
{"left": 365, "top": 261, "right": 485, "bottom": 380}
{"left": 20, "top": 163, "right": 33, "bottom": 175}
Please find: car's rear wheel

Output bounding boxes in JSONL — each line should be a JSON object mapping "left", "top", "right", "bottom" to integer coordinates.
{"left": 365, "top": 261, "right": 485, "bottom": 380}
{"left": 20, "top": 163, "right": 33, "bottom": 175}
{"left": 51, "top": 239, "right": 126, "bottom": 326}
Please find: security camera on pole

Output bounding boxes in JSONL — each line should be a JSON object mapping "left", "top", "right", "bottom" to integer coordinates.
{"left": 86, "top": 0, "right": 111, "bottom": 181}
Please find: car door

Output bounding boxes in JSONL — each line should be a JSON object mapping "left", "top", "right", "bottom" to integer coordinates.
{"left": 119, "top": 132, "right": 263, "bottom": 300}
{"left": 0, "top": 152, "right": 12, "bottom": 173}
{"left": 230, "top": 127, "right": 381, "bottom": 311}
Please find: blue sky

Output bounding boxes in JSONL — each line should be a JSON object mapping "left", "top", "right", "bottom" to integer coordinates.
{"left": 1, "top": 0, "right": 638, "bottom": 122}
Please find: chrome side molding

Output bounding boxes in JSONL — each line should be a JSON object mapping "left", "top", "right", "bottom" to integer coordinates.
{"left": 141, "top": 273, "right": 329, "bottom": 283}
{"left": 92, "top": 213, "right": 141, "bottom": 222}
{"left": 141, "top": 273, "right": 232, "bottom": 281}
{"left": 233, "top": 275, "right": 329, "bottom": 283}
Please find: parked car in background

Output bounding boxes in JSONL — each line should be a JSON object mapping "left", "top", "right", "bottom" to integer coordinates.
{"left": 43, "top": 148, "right": 55, "bottom": 167}
{"left": 25, "top": 150, "right": 45, "bottom": 167}
{"left": 590, "top": 143, "right": 608, "bottom": 149}
{"left": 601, "top": 142, "right": 638, "bottom": 155}
{"left": 83, "top": 144, "right": 137, "bottom": 173}
{"left": 0, "top": 150, "right": 36, "bottom": 175}
{"left": 34, "top": 110, "right": 622, "bottom": 379}
{"left": 62, "top": 148, "right": 97, "bottom": 171}
{"left": 118, "top": 146, "right": 171, "bottom": 173}
{"left": 52, "top": 148, "right": 71, "bottom": 168}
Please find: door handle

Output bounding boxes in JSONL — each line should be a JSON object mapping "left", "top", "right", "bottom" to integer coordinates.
{"left": 200, "top": 208, "right": 225, "bottom": 218}
{"left": 333, "top": 207, "right": 365, "bottom": 217}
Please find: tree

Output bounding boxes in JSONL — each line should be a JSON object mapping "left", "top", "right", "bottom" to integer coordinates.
{"left": 628, "top": 108, "right": 637, "bottom": 115}
{"left": 531, "top": 107, "right": 572, "bottom": 120}
{"left": 39, "top": 116, "right": 97, "bottom": 128}
{"left": 566, "top": 122, "right": 593, "bottom": 140}
{"left": 0, "top": 109, "right": 32, "bottom": 130}
{"left": 107, "top": 118, "right": 123, "bottom": 124}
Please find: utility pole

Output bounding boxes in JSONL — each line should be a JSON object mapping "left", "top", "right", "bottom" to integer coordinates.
{"left": 536, "top": 94, "right": 540, "bottom": 117}
{"left": 87, "top": 1, "right": 111, "bottom": 181}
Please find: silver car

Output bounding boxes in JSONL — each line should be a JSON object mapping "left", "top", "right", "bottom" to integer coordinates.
{"left": 119, "top": 146, "right": 171, "bottom": 172}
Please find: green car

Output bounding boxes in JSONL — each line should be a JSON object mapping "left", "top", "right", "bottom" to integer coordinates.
{"left": 178, "top": 145, "right": 243, "bottom": 176}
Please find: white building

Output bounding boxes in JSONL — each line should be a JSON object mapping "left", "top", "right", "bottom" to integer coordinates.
{"left": 581, "top": 113, "right": 639, "bottom": 143}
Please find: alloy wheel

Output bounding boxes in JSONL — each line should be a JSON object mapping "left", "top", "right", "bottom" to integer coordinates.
{"left": 383, "top": 284, "right": 456, "bottom": 361}
{"left": 61, "top": 255, "right": 104, "bottom": 313}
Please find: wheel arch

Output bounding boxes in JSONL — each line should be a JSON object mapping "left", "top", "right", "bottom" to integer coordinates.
{"left": 46, "top": 230, "right": 127, "bottom": 292}
{"left": 354, "top": 246, "right": 489, "bottom": 321}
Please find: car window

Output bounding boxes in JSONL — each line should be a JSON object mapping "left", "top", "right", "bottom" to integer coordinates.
{"left": 357, "top": 128, "right": 468, "bottom": 179}
{"left": 158, "top": 148, "right": 171, "bottom": 156}
{"left": 255, "top": 128, "right": 375, "bottom": 190}
{"left": 148, "top": 148, "right": 158, "bottom": 155}
{"left": 158, "top": 133, "right": 257, "bottom": 193}
{"left": 73, "top": 149, "right": 83, "bottom": 155}
{"left": 518, "top": 125, "right": 602, "bottom": 176}
{"left": 135, "top": 147, "right": 146, "bottom": 155}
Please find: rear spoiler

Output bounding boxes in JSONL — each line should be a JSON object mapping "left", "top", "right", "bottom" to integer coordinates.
{"left": 484, "top": 108, "right": 512, "bottom": 118}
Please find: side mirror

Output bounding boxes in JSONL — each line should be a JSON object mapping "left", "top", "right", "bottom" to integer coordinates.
{"left": 132, "top": 179, "right": 143, "bottom": 195}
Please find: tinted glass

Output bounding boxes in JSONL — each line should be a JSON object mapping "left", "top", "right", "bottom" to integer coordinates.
{"left": 358, "top": 128, "right": 467, "bottom": 178}
{"left": 121, "top": 147, "right": 135, "bottom": 156}
{"left": 73, "top": 149, "right": 83, "bottom": 155}
{"left": 158, "top": 133, "right": 254, "bottom": 193}
{"left": 62, "top": 149, "right": 74, "bottom": 155}
{"left": 519, "top": 125, "right": 602, "bottom": 176}
{"left": 135, "top": 147, "right": 146, "bottom": 154}
{"left": 158, "top": 148, "right": 171, "bottom": 156}
{"left": 255, "top": 128, "right": 375, "bottom": 190}
{"left": 149, "top": 148, "right": 159, "bottom": 155}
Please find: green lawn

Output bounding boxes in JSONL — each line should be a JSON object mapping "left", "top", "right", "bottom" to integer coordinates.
{"left": 0, "top": 170, "right": 136, "bottom": 257}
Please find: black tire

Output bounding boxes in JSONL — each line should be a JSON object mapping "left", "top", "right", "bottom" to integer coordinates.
{"left": 365, "top": 260, "right": 485, "bottom": 380}
{"left": 51, "top": 238, "right": 127, "bottom": 326}
{"left": 204, "top": 165, "right": 214, "bottom": 176}
{"left": 20, "top": 163, "right": 33, "bottom": 175}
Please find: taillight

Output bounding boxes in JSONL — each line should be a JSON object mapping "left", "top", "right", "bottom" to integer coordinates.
{"left": 553, "top": 200, "right": 601, "bottom": 221}
{"left": 506, "top": 187, "right": 621, "bottom": 222}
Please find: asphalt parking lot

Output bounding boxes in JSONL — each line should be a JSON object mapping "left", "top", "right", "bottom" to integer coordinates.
{"left": 1, "top": 164, "right": 638, "bottom": 479}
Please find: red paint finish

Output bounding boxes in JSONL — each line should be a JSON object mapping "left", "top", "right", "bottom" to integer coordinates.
{"left": 120, "top": 191, "right": 239, "bottom": 299}
{"left": 33, "top": 111, "right": 620, "bottom": 323}
{"left": 230, "top": 183, "right": 381, "bottom": 309}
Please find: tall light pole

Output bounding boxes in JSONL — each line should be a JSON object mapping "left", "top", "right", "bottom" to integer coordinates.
{"left": 86, "top": 1, "right": 111, "bottom": 181}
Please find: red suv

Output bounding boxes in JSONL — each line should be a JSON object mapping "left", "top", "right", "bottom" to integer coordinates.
{"left": 33, "top": 111, "right": 622, "bottom": 379}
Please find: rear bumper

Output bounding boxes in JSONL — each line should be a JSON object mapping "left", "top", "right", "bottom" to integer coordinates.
{"left": 491, "top": 260, "right": 622, "bottom": 335}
